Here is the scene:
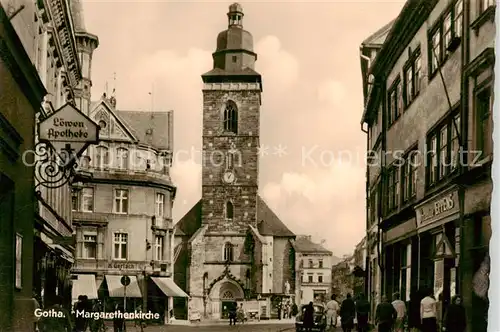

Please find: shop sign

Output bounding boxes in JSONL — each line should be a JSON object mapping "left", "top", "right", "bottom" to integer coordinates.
{"left": 108, "top": 262, "right": 137, "bottom": 270}
{"left": 416, "top": 189, "right": 459, "bottom": 228}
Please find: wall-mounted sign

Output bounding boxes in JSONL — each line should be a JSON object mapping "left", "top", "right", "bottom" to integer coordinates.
{"left": 415, "top": 189, "right": 459, "bottom": 229}
{"left": 108, "top": 262, "right": 137, "bottom": 270}
{"left": 38, "top": 103, "right": 99, "bottom": 162}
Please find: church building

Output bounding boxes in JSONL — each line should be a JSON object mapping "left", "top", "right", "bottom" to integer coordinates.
{"left": 174, "top": 3, "right": 296, "bottom": 320}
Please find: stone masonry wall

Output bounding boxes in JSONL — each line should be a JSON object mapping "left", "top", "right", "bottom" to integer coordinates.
{"left": 273, "top": 238, "right": 294, "bottom": 294}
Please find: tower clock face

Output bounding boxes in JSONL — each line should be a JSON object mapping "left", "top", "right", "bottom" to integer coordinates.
{"left": 223, "top": 171, "right": 236, "bottom": 184}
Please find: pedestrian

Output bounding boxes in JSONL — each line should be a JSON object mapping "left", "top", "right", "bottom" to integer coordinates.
{"left": 355, "top": 293, "right": 370, "bottom": 332}
{"left": 340, "top": 293, "right": 356, "bottom": 332}
{"left": 228, "top": 302, "right": 237, "bottom": 326}
{"left": 237, "top": 303, "right": 246, "bottom": 324}
{"left": 74, "top": 295, "right": 89, "bottom": 332}
{"left": 392, "top": 292, "right": 406, "bottom": 332}
{"left": 420, "top": 289, "right": 438, "bottom": 332}
{"left": 38, "top": 296, "right": 73, "bottom": 332}
{"left": 113, "top": 302, "right": 125, "bottom": 332}
{"left": 326, "top": 294, "right": 340, "bottom": 330}
{"left": 32, "top": 293, "right": 41, "bottom": 332}
{"left": 303, "top": 302, "right": 315, "bottom": 332}
{"left": 408, "top": 288, "right": 423, "bottom": 332}
{"left": 375, "top": 296, "right": 397, "bottom": 332}
{"left": 443, "top": 295, "right": 466, "bottom": 332}
{"left": 291, "top": 302, "right": 299, "bottom": 318}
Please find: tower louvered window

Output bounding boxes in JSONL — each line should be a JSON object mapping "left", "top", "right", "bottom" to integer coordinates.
{"left": 224, "top": 101, "right": 238, "bottom": 133}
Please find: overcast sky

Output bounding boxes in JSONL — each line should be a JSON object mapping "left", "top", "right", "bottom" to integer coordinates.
{"left": 82, "top": 0, "right": 404, "bottom": 256}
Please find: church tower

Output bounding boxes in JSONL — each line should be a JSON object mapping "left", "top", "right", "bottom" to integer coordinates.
{"left": 175, "top": 3, "right": 295, "bottom": 320}
{"left": 201, "top": 2, "right": 262, "bottom": 234}
{"left": 70, "top": 0, "right": 99, "bottom": 115}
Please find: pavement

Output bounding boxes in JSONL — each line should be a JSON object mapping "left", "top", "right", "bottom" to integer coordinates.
{"left": 110, "top": 321, "right": 297, "bottom": 332}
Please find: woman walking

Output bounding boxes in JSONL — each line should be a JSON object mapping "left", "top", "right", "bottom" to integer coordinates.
{"left": 420, "top": 289, "right": 438, "bottom": 332}
{"left": 443, "top": 295, "right": 466, "bottom": 332}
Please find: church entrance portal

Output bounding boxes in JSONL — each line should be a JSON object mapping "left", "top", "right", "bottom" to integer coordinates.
{"left": 208, "top": 279, "right": 244, "bottom": 319}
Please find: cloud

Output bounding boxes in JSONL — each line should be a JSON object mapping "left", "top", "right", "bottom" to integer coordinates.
{"left": 261, "top": 163, "right": 366, "bottom": 255}
{"left": 255, "top": 35, "right": 299, "bottom": 94}
{"left": 317, "top": 79, "right": 347, "bottom": 106}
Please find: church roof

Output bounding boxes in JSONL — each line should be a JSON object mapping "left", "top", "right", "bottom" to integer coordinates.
{"left": 174, "top": 195, "right": 295, "bottom": 238}
{"left": 292, "top": 236, "right": 332, "bottom": 254}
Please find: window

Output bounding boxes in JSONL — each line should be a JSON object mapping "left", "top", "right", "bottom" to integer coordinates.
{"left": 114, "top": 189, "right": 129, "bottom": 214}
{"left": 404, "top": 51, "right": 422, "bottom": 106}
{"left": 83, "top": 234, "right": 97, "bottom": 259}
{"left": 318, "top": 260, "right": 323, "bottom": 268}
{"left": 402, "top": 150, "right": 418, "bottom": 202}
{"left": 113, "top": 233, "right": 128, "bottom": 260}
{"left": 116, "top": 148, "right": 129, "bottom": 169}
{"left": 223, "top": 242, "right": 234, "bottom": 262}
{"left": 429, "top": 1, "right": 463, "bottom": 75}
{"left": 387, "top": 78, "right": 402, "bottom": 126}
{"left": 226, "top": 152, "right": 234, "bottom": 169}
{"left": 475, "top": 86, "right": 492, "bottom": 159}
{"left": 400, "top": 244, "right": 411, "bottom": 302}
{"left": 426, "top": 112, "right": 461, "bottom": 187}
{"left": 308, "top": 274, "right": 313, "bottom": 283}
{"left": 15, "top": 234, "right": 22, "bottom": 289}
{"left": 72, "top": 190, "right": 79, "bottom": 211}
{"left": 318, "top": 275, "right": 323, "bottom": 283}
{"left": 225, "top": 201, "right": 234, "bottom": 220}
{"left": 155, "top": 193, "right": 165, "bottom": 217}
{"left": 155, "top": 235, "right": 164, "bottom": 261}
{"left": 81, "top": 188, "right": 94, "bottom": 212}
{"left": 94, "top": 146, "right": 109, "bottom": 168}
{"left": 223, "top": 101, "right": 238, "bottom": 133}
{"left": 430, "top": 29, "right": 442, "bottom": 74}
{"left": 309, "top": 259, "right": 313, "bottom": 268}
{"left": 478, "top": 0, "right": 494, "bottom": 15}
{"left": 232, "top": 55, "right": 237, "bottom": 63}
{"left": 387, "top": 165, "right": 400, "bottom": 211}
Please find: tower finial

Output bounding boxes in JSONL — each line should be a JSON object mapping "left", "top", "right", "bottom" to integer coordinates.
{"left": 227, "top": 3, "right": 243, "bottom": 28}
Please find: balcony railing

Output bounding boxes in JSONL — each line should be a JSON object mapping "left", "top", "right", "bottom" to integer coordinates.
{"left": 152, "top": 216, "right": 173, "bottom": 231}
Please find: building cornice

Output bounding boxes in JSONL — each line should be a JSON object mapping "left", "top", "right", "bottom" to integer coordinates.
{"left": 41, "top": 0, "right": 81, "bottom": 87}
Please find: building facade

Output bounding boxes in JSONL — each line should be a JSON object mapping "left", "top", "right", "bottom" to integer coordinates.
{"left": 293, "top": 236, "right": 333, "bottom": 305}
{"left": 0, "top": 0, "right": 90, "bottom": 329}
{"left": 360, "top": 1, "right": 494, "bottom": 331}
{"left": 174, "top": 3, "right": 296, "bottom": 321}
{"left": 71, "top": 94, "right": 179, "bottom": 321}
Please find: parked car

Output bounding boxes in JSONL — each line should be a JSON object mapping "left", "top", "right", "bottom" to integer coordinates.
{"left": 295, "top": 304, "right": 326, "bottom": 332}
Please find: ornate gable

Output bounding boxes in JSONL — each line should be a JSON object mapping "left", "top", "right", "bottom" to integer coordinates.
{"left": 89, "top": 101, "right": 136, "bottom": 142}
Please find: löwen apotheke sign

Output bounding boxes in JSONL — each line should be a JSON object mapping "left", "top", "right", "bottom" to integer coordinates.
{"left": 415, "top": 189, "right": 459, "bottom": 229}
{"left": 39, "top": 103, "right": 99, "bottom": 143}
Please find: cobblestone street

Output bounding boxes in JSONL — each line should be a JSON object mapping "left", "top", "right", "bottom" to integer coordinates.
{"left": 118, "top": 323, "right": 296, "bottom": 332}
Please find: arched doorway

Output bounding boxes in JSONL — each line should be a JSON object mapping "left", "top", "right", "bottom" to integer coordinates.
{"left": 219, "top": 281, "right": 243, "bottom": 319}
{"left": 209, "top": 278, "right": 244, "bottom": 319}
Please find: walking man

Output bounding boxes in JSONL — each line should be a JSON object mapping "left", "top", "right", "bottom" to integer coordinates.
{"left": 326, "top": 295, "right": 340, "bottom": 330}
{"left": 392, "top": 292, "right": 406, "bottom": 332}
{"left": 375, "top": 296, "right": 397, "bottom": 332}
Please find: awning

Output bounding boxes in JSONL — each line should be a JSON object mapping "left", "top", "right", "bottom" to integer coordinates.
{"left": 105, "top": 275, "right": 142, "bottom": 298}
{"left": 48, "top": 244, "right": 75, "bottom": 263}
{"left": 72, "top": 274, "right": 98, "bottom": 300}
{"left": 151, "top": 277, "right": 189, "bottom": 298}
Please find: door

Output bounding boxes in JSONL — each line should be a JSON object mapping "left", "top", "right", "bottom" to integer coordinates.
{"left": 221, "top": 301, "right": 235, "bottom": 319}
{"left": 0, "top": 175, "right": 14, "bottom": 329}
